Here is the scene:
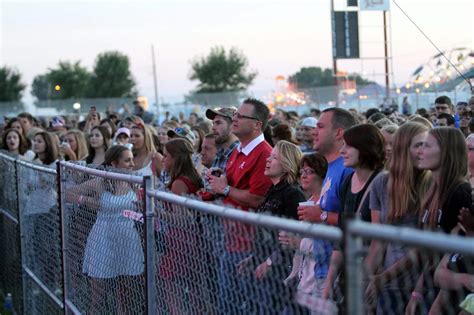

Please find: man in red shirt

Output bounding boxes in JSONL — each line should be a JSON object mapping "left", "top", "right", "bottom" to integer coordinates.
{"left": 209, "top": 98, "right": 272, "bottom": 313}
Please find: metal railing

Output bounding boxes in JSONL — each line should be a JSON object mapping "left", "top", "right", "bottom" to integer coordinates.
{"left": 0, "top": 152, "right": 473, "bottom": 314}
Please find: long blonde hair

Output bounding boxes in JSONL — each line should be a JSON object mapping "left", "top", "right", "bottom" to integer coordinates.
{"left": 65, "top": 129, "right": 88, "bottom": 160}
{"left": 275, "top": 140, "right": 303, "bottom": 185}
{"left": 387, "top": 122, "right": 431, "bottom": 223}
{"left": 421, "top": 127, "right": 468, "bottom": 229}
{"left": 131, "top": 124, "right": 156, "bottom": 155}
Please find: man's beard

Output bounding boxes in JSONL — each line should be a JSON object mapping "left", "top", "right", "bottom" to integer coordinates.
{"left": 215, "top": 134, "right": 229, "bottom": 145}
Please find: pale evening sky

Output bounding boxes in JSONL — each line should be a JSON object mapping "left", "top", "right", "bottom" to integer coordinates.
{"left": 1, "top": 0, "right": 473, "bottom": 104}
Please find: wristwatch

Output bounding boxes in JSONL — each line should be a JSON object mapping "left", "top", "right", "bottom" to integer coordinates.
{"left": 320, "top": 211, "right": 328, "bottom": 223}
{"left": 265, "top": 257, "right": 272, "bottom": 266}
{"left": 222, "top": 185, "right": 231, "bottom": 197}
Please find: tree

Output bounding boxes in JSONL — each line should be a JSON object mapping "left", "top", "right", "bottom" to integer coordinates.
{"left": 0, "top": 66, "right": 26, "bottom": 102}
{"left": 31, "top": 74, "right": 50, "bottom": 101}
{"left": 189, "top": 46, "right": 257, "bottom": 93}
{"left": 88, "top": 51, "right": 137, "bottom": 98}
{"left": 288, "top": 66, "right": 372, "bottom": 88}
{"left": 289, "top": 67, "right": 334, "bottom": 89}
{"left": 31, "top": 61, "right": 91, "bottom": 100}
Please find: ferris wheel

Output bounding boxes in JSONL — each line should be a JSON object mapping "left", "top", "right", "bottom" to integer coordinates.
{"left": 409, "top": 47, "right": 474, "bottom": 86}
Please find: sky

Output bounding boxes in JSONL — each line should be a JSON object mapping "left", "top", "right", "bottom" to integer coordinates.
{"left": 1, "top": 0, "right": 473, "bottom": 105}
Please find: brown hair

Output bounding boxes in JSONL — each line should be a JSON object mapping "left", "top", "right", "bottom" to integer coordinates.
{"left": 387, "top": 122, "right": 431, "bottom": 223}
{"left": 103, "top": 145, "right": 131, "bottom": 167}
{"left": 272, "top": 124, "right": 297, "bottom": 144}
{"left": 34, "top": 131, "right": 59, "bottom": 165}
{"left": 86, "top": 126, "right": 111, "bottom": 164}
{"left": 164, "top": 138, "right": 201, "bottom": 189}
{"left": 421, "top": 127, "right": 468, "bottom": 229}
{"left": 343, "top": 124, "right": 386, "bottom": 170}
{"left": 2, "top": 128, "right": 29, "bottom": 155}
{"left": 300, "top": 153, "right": 328, "bottom": 180}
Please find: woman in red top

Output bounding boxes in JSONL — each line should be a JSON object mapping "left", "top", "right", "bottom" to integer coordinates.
{"left": 158, "top": 138, "right": 202, "bottom": 314}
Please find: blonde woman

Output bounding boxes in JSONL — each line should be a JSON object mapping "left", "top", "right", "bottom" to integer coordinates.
{"left": 61, "top": 129, "right": 88, "bottom": 161}
{"left": 130, "top": 123, "right": 156, "bottom": 176}
{"left": 239, "top": 140, "right": 307, "bottom": 313}
{"left": 365, "top": 122, "right": 432, "bottom": 315}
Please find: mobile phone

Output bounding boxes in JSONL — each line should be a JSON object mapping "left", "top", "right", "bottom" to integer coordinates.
{"left": 211, "top": 168, "right": 223, "bottom": 177}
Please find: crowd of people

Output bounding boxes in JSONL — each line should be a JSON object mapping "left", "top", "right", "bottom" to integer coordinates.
{"left": 1, "top": 94, "right": 474, "bottom": 314}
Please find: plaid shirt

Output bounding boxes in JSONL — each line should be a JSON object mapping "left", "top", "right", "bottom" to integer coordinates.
{"left": 212, "top": 140, "right": 240, "bottom": 173}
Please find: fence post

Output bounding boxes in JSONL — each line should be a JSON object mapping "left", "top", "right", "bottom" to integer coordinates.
{"left": 56, "top": 162, "right": 68, "bottom": 314}
{"left": 143, "top": 176, "right": 157, "bottom": 314}
{"left": 345, "top": 219, "right": 364, "bottom": 315}
{"left": 12, "top": 159, "right": 24, "bottom": 315}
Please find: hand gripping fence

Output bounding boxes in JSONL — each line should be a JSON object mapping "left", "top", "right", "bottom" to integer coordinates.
{"left": 0, "top": 152, "right": 473, "bottom": 314}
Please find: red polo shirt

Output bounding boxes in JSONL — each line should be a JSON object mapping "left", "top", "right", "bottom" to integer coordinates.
{"left": 223, "top": 134, "right": 272, "bottom": 252}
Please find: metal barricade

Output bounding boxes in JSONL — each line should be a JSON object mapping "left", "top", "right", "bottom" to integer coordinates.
{"left": 149, "top": 189, "right": 342, "bottom": 314}
{"left": 16, "top": 159, "right": 64, "bottom": 314}
{"left": 0, "top": 152, "right": 23, "bottom": 314}
{"left": 1, "top": 150, "right": 473, "bottom": 315}
{"left": 59, "top": 161, "right": 149, "bottom": 314}
{"left": 345, "top": 219, "right": 474, "bottom": 315}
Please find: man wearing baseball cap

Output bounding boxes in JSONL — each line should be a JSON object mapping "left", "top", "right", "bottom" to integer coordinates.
{"left": 299, "top": 117, "right": 317, "bottom": 154}
{"left": 205, "top": 107, "right": 240, "bottom": 173}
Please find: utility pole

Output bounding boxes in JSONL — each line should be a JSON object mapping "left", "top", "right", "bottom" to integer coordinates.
{"left": 151, "top": 45, "right": 159, "bottom": 121}
{"left": 331, "top": 0, "right": 339, "bottom": 107}
{"left": 383, "top": 10, "right": 390, "bottom": 102}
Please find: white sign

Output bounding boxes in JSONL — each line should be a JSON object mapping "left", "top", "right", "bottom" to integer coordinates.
{"left": 360, "top": 0, "right": 390, "bottom": 11}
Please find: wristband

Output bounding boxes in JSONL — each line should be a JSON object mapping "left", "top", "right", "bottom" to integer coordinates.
{"left": 411, "top": 291, "right": 423, "bottom": 301}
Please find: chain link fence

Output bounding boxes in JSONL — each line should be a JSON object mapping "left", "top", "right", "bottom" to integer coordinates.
{"left": 150, "top": 190, "right": 343, "bottom": 315}
{"left": 16, "top": 160, "right": 64, "bottom": 314}
{"left": 1, "top": 152, "right": 473, "bottom": 314}
{"left": 344, "top": 220, "right": 474, "bottom": 315}
{"left": 59, "top": 162, "right": 147, "bottom": 314}
{"left": 0, "top": 151, "right": 23, "bottom": 315}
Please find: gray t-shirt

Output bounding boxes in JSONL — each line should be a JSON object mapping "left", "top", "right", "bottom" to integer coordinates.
{"left": 369, "top": 172, "right": 418, "bottom": 290}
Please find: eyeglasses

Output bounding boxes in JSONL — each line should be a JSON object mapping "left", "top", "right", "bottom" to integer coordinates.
{"left": 299, "top": 168, "right": 316, "bottom": 176}
{"left": 233, "top": 112, "right": 260, "bottom": 121}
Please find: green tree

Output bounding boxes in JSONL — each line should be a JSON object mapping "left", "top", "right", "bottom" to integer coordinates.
{"left": 31, "top": 61, "right": 91, "bottom": 100}
{"left": 289, "top": 67, "right": 334, "bottom": 88}
{"left": 288, "top": 66, "right": 372, "bottom": 88}
{"left": 0, "top": 66, "right": 26, "bottom": 101}
{"left": 88, "top": 51, "right": 137, "bottom": 98}
{"left": 189, "top": 46, "right": 257, "bottom": 93}
{"left": 31, "top": 74, "right": 50, "bottom": 101}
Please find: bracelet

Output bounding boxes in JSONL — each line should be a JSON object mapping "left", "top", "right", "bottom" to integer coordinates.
{"left": 411, "top": 291, "right": 423, "bottom": 301}
{"left": 78, "top": 195, "right": 84, "bottom": 204}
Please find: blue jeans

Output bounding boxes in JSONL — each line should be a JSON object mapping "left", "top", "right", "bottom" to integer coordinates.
{"left": 217, "top": 251, "right": 254, "bottom": 314}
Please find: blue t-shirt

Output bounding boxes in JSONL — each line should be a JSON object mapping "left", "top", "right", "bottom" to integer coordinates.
{"left": 314, "top": 156, "right": 353, "bottom": 279}
{"left": 320, "top": 156, "right": 353, "bottom": 212}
